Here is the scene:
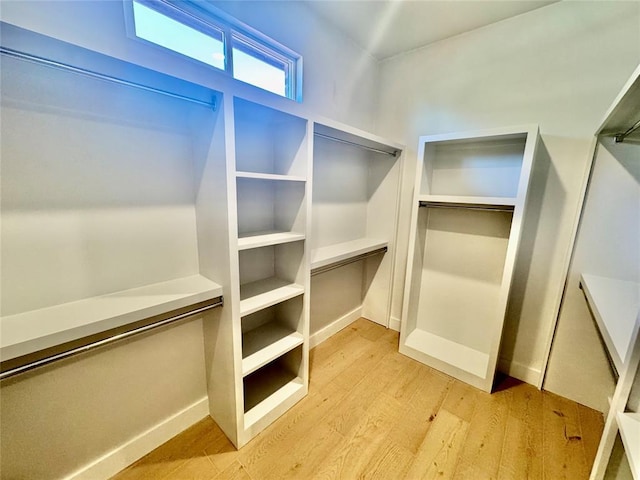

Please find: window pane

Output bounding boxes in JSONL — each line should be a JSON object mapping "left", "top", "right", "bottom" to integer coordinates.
{"left": 132, "top": 1, "right": 225, "bottom": 70}
{"left": 232, "top": 41, "right": 287, "bottom": 97}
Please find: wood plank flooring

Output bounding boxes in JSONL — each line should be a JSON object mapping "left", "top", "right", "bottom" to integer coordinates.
{"left": 111, "top": 318, "right": 604, "bottom": 480}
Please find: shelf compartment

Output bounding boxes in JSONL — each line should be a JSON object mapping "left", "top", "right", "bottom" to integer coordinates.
{"left": 418, "top": 194, "right": 516, "bottom": 210}
{"left": 0, "top": 275, "right": 223, "bottom": 362}
{"left": 238, "top": 231, "right": 305, "bottom": 251}
{"left": 404, "top": 328, "right": 489, "bottom": 378}
{"left": 311, "top": 238, "right": 388, "bottom": 272}
{"left": 617, "top": 412, "right": 640, "bottom": 479}
{"left": 580, "top": 274, "right": 640, "bottom": 373}
{"left": 243, "top": 346, "right": 304, "bottom": 428}
{"left": 234, "top": 97, "right": 308, "bottom": 178}
{"left": 242, "top": 323, "right": 303, "bottom": 376}
{"left": 236, "top": 171, "right": 306, "bottom": 182}
{"left": 240, "top": 278, "right": 304, "bottom": 316}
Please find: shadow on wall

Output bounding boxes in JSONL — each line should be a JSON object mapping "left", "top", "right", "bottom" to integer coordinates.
{"left": 500, "top": 138, "right": 565, "bottom": 367}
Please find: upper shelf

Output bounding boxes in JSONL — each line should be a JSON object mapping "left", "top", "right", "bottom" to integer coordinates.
{"left": 597, "top": 64, "right": 640, "bottom": 142}
{"left": 238, "top": 231, "right": 305, "bottom": 250}
{"left": 580, "top": 273, "right": 640, "bottom": 373}
{"left": 311, "top": 238, "right": 388, "bottom": 271}
{"left": 418, "top": 194, "right": 516, "bottom": 210}
{"left": 236, "top": 171, "right": 306, "bottom": 182}
{"left": 0, "top": 275, "right": 223, "bottom": 362}
{"left": 239, "top": 277, "right": 305, "bottom": 316}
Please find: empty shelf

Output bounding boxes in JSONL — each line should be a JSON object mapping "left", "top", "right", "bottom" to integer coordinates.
{"left": 418, "top": 194, "right": 516, "bottom": 209}
{"left": 617, "top": 412, "right": 640, "bottom": 479}
{"left": 580, "top": 274, "right": 640, "bottom": 372}
{"left": 311, "top": 238, "right": 388, "bottom": 271}
{"left": 244, "top": 372, "right": 304, "bottom": 429}
{"left": 236, "top": 171, "right": 306, "bottom": 182}
{"left": 0, "top": 275, "right": 223, "bottom": 361}
{"left": 238, "top": 231, "right": 305, "bottom": 250}
{"left": 404, "top": 328, "right": 489, "bottom": 378}
{"left": 242, "top": 323, "right": 304, "bottom": 376}
{"left": 240, "top": 277, "right": 304, "bottom": 316}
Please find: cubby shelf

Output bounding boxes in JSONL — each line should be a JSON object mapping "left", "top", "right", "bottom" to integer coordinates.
{"left": 238, "top": 231, "right": 306, "bottom": 250}
{"left": 580, "top": 273, "right": 640, "bottom": 372}
{"left": 311, "top": 238, "right": 388, "bottom": 270}
{"left": 236, "top": 171, "right": 306, "bottom": 182}
{"left": 239, "top": 278, "right": 305, "bottom": 316}
{"left": 242, "top": 323, "right": 304, "bottom": 376}
{"left": 417, "top": 194, "right": 516, "bottom": 209}
{"left": 244, "top": 376, "right": 304, "bottom": 429}
{"left": 0, "top": 275, "right": 223, "bottom": 361}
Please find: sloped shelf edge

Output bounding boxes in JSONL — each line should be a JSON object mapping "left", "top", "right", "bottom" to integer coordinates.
{"left": 311, "top": 238, "right": 388, "bottom": 272}
{"left": 580, "top": 273, "right": 640, "bottom": 373}
{"left": 239, "top": 277, "right": 305, "bottom": 317}
{"left": 238, "top": 231, "right": 306, "bottom": 250}
{"left": 242, "top": 323, "right": 304, "bottom": 376}
{"left": 617, "top": 412, "right": 640, "bottom": 479}
{"left": 0, "top": 275, "right": 224, "bottom": 361}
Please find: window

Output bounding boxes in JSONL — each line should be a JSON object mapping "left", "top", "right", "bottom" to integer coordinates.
{"left": 125, "top": 0, "right": 302, "bottom": 101}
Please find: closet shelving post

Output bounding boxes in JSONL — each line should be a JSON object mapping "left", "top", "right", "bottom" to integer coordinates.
{"left": 586, "top": 64, "right": 640, "bottom": 480}
{"left": 399, "top": 125, "right": 539, "bottom": 392}
{"left": 204, "top": 95, "right": 312, "bottom": 447}
{"left": 0, "top": 27, "right": 226, "bottom": 378}
{"left": 310, "top": 121, "right": 404, "bottom": 339}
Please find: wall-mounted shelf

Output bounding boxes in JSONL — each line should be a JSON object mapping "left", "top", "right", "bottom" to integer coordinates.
{"left": 1, "top": 275, "right": 223, "bottom": 363}
{"left": 417, "top": 194, "right": 516, "bottom": 210}
{"left": 238, "top": 231, "right": 306, "bottom": 250}
{"left": 236, "top": 171, "right": 306, "bottom": 182}
{"left": 580, "top": 274, "right": 640, "bottom": 373}
{"left": 310, "top": 238, "right": 388, "bottom": 271}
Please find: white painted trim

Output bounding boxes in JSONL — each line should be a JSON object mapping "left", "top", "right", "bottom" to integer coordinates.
{"left": 389, "top": 316, "right": 401, "bottom": 332}
{"left": 309, "top": 306, "right": 362, "bottom": 349}
{"left": 498, "top": 357, "right": 542, "bottom": 387}
{"left": 64, "top": 397, "right": 209, "bottom": 480}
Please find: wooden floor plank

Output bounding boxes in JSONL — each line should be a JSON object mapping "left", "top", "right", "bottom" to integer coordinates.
{"left": 111, "top": 319, "right": 604, "bottom": 480}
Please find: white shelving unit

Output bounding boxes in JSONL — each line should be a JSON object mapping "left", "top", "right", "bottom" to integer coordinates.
{"left": 310, "top": 121, "right": 403, "bottom": 336}
{"left": 204, "top": 96, "right": 311, "bottom": 448}
{"left": 587, "top": 64, "right": 640, "bottom": 480}
{"left": 400, "top": 125, "right": 539, "bottom": 392}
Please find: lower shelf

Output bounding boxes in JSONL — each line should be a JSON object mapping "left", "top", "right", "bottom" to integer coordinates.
{"left": 239, "top": 277, "right": 304, "bottom": 316}
{"left": 617, "top": 412, "right": 640, "bottom": 479}
{"left": 404, "top": 328, "right": 489, "bottom": 378}
{"left": 242, "top": 323, "right": 304, "bottom": 376}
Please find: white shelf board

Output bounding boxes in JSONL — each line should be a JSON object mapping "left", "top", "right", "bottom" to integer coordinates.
{"left": 311, "top": 238, "right": 388, "bottom": 270}
{"left": 244, "top": 376, "right": 304, "bottom": 429}
{"left": 580, "top": 274, "right": 640, "bottom": 372}
{"left": 239, "top": 277, "right": 304, "bottom": 316}
{"left": 0, "top": 275, "right": 223, "bottom": 361}
{"left": 404, "top": 328, "right": 489, "bottom": 378}
{"left": 236, "top": 171, "right": 306, "bottom": 182}
{"left": 238, "top": 231, "right": 305, "bottom": 250}
{"left": 418, "top": 194, "right": 517, "bottom": 209}
{"left": 617, "top": 412, "right": 640, "bottom": 479}
{"left": 242, "top": 323, "right": 304, "bottom": 376}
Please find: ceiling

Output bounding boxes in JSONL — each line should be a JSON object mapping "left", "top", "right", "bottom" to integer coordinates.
{"left": 305, "top": 0, "right": 558, "bottom": 60}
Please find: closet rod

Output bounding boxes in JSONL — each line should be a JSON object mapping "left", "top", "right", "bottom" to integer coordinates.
{"left": 0, "top": 297, "right": 223, "bottom": 381}
{"left": 614, "top": 118, "right": 640, "bottom": 143}
{"left": 314, "top": 132, "right": 399, "bottom": 157}
{"left": 311, "top": 247, "right": 387, "bottom": 276}
{"left": 419, "top": 201, "right": 514, "bottom": 213}
{"left": 0, "top": 47, "right": 216, "bottom": 110}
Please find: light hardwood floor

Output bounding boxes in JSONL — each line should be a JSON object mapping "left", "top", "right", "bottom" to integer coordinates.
{"left": 111, "top": 318, "right": 604, "bottom": 480}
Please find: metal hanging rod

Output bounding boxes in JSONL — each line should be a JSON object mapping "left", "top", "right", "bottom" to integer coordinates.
{"left": 311, "top": 247, "right": 388, "bottom": 276}
{"left": 314, "top": 132, "right": 399, "bottom": 158}
{"left": 614, "top": 118, "right": 640, "bottom": 143}
{"left": 0, "top": 47, "right": 216, "bottom": 110}
{"left": 419, "top": 201, "right": 514, "bottom": 213}
{"left": 0, "top": 297, "right": 223, "bottom": 381}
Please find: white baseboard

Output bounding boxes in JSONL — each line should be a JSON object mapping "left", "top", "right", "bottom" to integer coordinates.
{"left": 65, "top": 397, "right": 209, "bottom": 480}
{"left": 389, "top": 316, "right": 401, "bottom": 332}
{"left": 310, "top": 306, "right": 362, "bottom": 348}
{"left": 498, "top": 357, "right": 541, "bottom": 386}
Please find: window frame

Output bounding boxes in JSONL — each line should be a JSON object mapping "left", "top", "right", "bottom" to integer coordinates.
{"left": 123, "top": 0, "right": 303, "bottom": 102}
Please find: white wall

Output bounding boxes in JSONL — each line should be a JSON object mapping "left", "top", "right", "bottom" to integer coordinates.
{"left": 376, "top": 0, "right": 640, "bottom": 405}
{"left": 0, "top": 2, "right": 380, "bottom": 479}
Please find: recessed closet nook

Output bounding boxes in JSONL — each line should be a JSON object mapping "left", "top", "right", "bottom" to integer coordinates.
{"left": 0, "top": 1, "right": 639, "bottom": 479}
